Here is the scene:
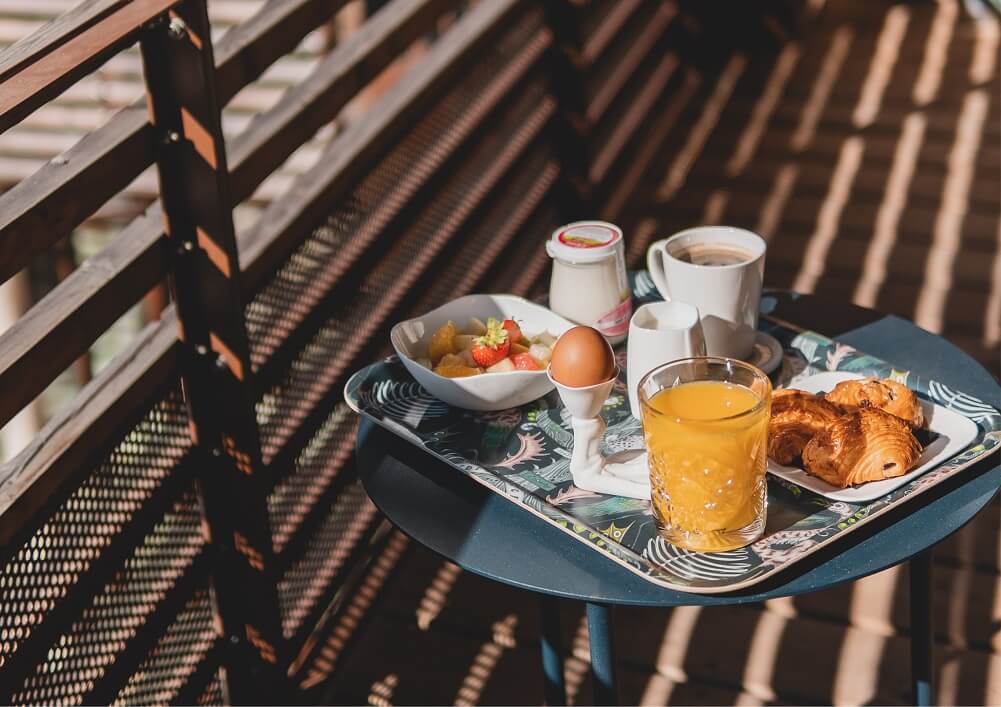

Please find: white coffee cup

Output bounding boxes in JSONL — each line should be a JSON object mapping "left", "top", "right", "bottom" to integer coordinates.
{"left": 626, "top": 301, "right": 706, "bottom": 418}
{"left": 646, "top": 226, "right": 766, "bottom": 360}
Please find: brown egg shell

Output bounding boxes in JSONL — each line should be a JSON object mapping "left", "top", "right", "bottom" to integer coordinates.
{"left": 548, "top": 326, "right": 616, "bottom": 388}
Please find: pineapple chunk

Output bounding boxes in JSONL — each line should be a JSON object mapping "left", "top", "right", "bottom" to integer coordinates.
{"left": 510, "top": 342, "right": 529, "bottom": 355}
{"left": 529, "top": 343, "right": 552, "bottom": 365}
{"left": 438, "top": 353, "right": 465, "bottom": 367}
{"left": 486, "top": 358, "right": 516, "bottom": 373}
{"left": 454, "top": 334, "right": 478, "bottom": 351}
{"left": 533, "top": 331, "right": 557, "bottom": 347}
{"left": 458, "top": 349, "right": 477, "bottom": 367}
{"left": 465, "top": 317, "right": 488, "bottom": 336}
{"left": 428, "top": 321, "right": 458, "bottom": 364}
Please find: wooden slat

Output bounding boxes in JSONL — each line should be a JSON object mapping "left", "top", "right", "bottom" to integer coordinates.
{"left": 0, "top": 207, "right": 168, "bottom": 431}
{"left": 0, "top": 0, "right": 265, "bottom": 24}
{"left": 0, "top": 0, "right": 342, "bottom": 284}
{"left": 238, "top": 0, "right": 527, "bottom": 293}
{"left": 0, "top": 0, "right": 518, "bottom": 436}
{"left": 0, "top": 105, "right": 155, "bottom": 284}
{"left": 213, "top": 0, "right": 348, "bottom": 106}
{"left": 229, "top": 0, "right": 452, "bottom": 203}
{"left": 0, "top": 310, "right": 178, "bottom": 551}
{"left": 0, "top": 0, "right": 124, "bottom": 82}
{"left": 0, "top": 0, "right": 176, "bottom": 134}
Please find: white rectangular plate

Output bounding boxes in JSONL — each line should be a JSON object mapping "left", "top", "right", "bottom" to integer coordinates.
{"left": 767, "top": 371, "right": 980, "bottom": 502}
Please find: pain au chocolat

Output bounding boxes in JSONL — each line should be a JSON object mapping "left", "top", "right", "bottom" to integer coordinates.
{"left": 767, "top": 389, "right": 844, "bottom": 465}
{"left": 801, "top": 407, "right": 922, "bottom": 488}
{"left": 824, "top": 378, "right": 925, "bottom": 428}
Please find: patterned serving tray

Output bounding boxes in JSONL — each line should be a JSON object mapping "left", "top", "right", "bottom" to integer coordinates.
{"left": 343, "top": 287, "right": 1001, "bottom": 593}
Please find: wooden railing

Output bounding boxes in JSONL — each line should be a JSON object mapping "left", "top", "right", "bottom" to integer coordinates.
{"left": 0, "top": 0, "right": 793, "bottom": 702}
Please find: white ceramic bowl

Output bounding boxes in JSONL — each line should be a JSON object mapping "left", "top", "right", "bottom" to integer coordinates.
{"left": 391, "top": 294, "right": 576, "bottom": 410}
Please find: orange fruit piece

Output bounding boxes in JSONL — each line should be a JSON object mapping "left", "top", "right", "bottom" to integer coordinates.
{"left": 428, "top": 321, "right": 458, "bottom": 364}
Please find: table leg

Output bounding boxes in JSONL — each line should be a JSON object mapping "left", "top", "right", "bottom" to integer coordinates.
{"left": 910, "top": 550, "right": 934, "bottom": 706}
{"left": 539, "top": 595, "right": 567, "bottom": 706}
{"left": 586, "top": 602, "right": 619, "bottom": 706}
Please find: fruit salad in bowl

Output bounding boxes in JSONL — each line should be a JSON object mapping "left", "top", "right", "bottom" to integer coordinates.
{"left": 417, "top": 316, "right": 557, "bottom": 377}
{"left": 390, "top": 294, "right": 576, "bottom": 410}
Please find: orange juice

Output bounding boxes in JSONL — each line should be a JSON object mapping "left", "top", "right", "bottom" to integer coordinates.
{"left": 641, "top": 380, "right": 769, "bottom": 552}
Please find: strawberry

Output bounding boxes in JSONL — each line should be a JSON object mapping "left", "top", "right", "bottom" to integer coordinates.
{"left": 470, "top": 318, "right": 510, "bottom": 367}
{"left": 501, "top": 319, "right": 522, "bottom": 343}
{"left": 510, "top": 352, "right": 541, "bottom": 371}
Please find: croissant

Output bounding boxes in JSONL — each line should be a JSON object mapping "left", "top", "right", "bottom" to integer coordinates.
{"left": 768, "top": 389, "right": 844, "bottom": 465}
{"left": 801, "top": 407, "right": 922, "bottom": 488}
{"left": 824, "top": 378, "right": 924, "bottom": 428}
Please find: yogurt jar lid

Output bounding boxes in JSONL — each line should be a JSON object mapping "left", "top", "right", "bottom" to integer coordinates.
{"left": 546, "top": 221, "right": 623, "bottom": 263}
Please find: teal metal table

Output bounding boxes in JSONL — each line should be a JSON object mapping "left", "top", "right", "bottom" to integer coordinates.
{"left": 355, "top": 291, "right": 1001, "bottom": 705}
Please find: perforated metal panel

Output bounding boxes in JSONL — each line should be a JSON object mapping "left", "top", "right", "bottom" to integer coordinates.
{"left": 0, "top": 387, "right": 192, "bottom": 699}
{"left": 409, "top": 150, "right": 560, "bottom": 313}
{"left": 253, "top": 88, "right": 553, "bottom": 462}
{"left": 111, "top": 586, "right": 218, "bottom": 706}
{"left": 246, "top": 6, "right": 548, "bottom": 392}
{"left": 483, "top": 205, "right": 561, "bottom": 298}
{"left": 9, "top": 487, "right": 204, "bottom": 706}
{"left": 244, "top": 4, "right": 559, "bottom": 653}
{"left": 196, "top": 671, "right": 225, "bottom": 706}
{"left": 277, "top": 481, "right": 378, "bottom": 639}
{"left": 268, "top": 404, "right": 358, "bottom": 553}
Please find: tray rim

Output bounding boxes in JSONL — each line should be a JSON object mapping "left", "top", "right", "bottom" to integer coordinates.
{"left": 343, "top": 333, "right": 1001, "bottom": 595}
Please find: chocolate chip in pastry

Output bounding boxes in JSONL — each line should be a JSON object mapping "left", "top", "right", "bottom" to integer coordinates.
{"left": 801, "top": 407, "right": 922, "bottom": 488}
{"left": 767, "top": 389, "right": 844, "bottom": 466}
{"left": 824, "top": 378, "right": 924, "bottom": 428}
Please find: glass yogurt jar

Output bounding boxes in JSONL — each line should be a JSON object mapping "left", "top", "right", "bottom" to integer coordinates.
{"left": 546, "top": 221, "right": 632, "bottom": 344}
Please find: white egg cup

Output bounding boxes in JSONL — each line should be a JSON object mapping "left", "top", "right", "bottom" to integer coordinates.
{"left": 548, "top": 367, "right": 651, "bottom": 500}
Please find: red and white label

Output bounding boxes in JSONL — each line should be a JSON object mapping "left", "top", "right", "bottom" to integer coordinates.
{"left": 558, "top": 223, "right": 620, "bottom": 249}
{"left": 596, "top": 298, "right": 632, "bottom": 338}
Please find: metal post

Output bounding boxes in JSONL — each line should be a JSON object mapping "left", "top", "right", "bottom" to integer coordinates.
{"left": 910, "top": 551, "right": 934, "bottom": 706}
{"left": 539, "top": 595, "right": 567, "bottom": 706}
{"left": 586, "top": 602, "right": 619, "bottom": 706}
{"left": 138, "top": 2, "right": 287, "bottom": 702}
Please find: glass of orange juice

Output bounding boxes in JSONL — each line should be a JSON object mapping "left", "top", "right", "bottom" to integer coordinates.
{"left": 638, "top": 357, "right": 772, "bottom": 552}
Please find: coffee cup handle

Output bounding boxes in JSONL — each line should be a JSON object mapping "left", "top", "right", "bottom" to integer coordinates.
{"left": 646, "top": 242, "right": 671, "bottom": 301}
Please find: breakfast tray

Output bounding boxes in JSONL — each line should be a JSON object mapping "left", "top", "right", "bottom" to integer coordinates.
{"left": 343, "top": 288, "right": 1001, "bottom": 594}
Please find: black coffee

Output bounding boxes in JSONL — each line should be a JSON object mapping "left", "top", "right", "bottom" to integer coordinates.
{"left": 671, "top": 243, "right": 754, "bottom": 266}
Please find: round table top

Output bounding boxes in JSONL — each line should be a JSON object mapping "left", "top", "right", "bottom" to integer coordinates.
{"left": 355, "top": 291, "right": 1001, "bottom": 606}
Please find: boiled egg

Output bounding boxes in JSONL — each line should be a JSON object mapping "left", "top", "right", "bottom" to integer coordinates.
{"left": 549, "top": 326, "right": 615, "bottom": 388}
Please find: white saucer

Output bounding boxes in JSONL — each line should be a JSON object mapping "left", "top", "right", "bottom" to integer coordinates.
{"left": 745, "top": 331, "right": 783, "bottom": 374}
